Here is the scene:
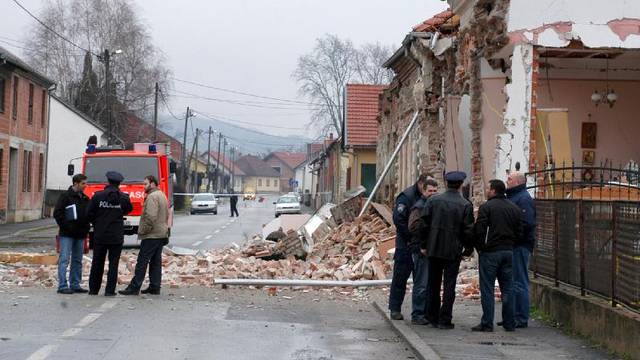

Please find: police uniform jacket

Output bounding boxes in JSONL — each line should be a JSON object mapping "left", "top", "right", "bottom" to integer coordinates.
{"left": 87, "top": 184, "right": 133, "bottom": 245}
{"left": 392, "top": 183, "right": 422, "bottom": 250}
{"left": 419, "top": 189, "right": 474, "bottom": 261}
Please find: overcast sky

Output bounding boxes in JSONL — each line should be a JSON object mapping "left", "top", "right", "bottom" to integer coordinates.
{"left": 0, "top": 0, "right": 448, "bottom": 137}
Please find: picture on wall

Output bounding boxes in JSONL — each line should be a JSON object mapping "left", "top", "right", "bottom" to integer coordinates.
{"left": 583, "top": 150, "right": 595, "bottom": 165}
{"left": 581, "top": 122, "right": 597, "bottom": 149}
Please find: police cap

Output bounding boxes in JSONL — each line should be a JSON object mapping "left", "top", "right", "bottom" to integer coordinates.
{"left": 445, "top": 171, "right": 466, "bottom": 183}
{"left": 105, "top": 171, "right": 124, "bottom": 183}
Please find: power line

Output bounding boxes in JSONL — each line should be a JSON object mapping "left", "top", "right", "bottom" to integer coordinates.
{"left": 158, "top": 88, "right": 183, "bottom": 121}
{"left": 195, "top": 111, "right": 306, "bottom": 130}
{"left": 168, "top": 90, "right": 321, "bottom": 111}
{"left": 0, "top": 38, "right": 86, "bottom": 57}
{"left": 11, "top": 0, "right": 98, "bottom": 57}
{"left": 171, "top": 89, "right": 319, "bottom": 108}
{"left": 171, "top": 76, "right": 318, "bottom": 105}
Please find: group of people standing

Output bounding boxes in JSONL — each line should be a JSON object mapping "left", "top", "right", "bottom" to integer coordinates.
{"left": 388, "top": 170, "right": 535, "bottom": 332}
{"left": 53, "top": 171, "right": 169, "bottom": 297}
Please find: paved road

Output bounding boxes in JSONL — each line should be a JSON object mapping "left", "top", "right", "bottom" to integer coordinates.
{"left": 0, "top": 287, "right": 415, "bottom": 360}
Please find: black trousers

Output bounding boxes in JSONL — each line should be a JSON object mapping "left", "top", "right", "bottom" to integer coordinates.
{"left": 230, "top": 202, "right": 239, "bottom": 217}
{"left": 426, "top": 257, "right": 461, "bottom": 325}
{"left": 89, "top": 243, "right": 123, "bottom": 294}
{"left": 130, "top": 238, "right": 167, "bottom": 290}
{"left": 388, "top": 248, "right": 414, "bottom": 312}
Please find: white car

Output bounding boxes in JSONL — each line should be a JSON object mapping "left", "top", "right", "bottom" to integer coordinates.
{"left": 274, "top": 195, "right": 301, "bottom": 217}
{"left": 190, "top": 193, "right": 218, "bottom": 215}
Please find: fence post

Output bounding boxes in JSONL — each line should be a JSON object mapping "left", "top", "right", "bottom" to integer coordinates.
{"left": 554, "top": 202, "right": 560, "bottom": 287}
{"left": 578, "top": 201, "right": 585, "bottom": 296}
{"left": 611, "top": 202, "right": 618, "bottom": 307}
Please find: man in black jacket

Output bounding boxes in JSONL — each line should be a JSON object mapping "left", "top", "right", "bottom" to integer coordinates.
{"left": 53, "top": 174, "right": 91, "bottom": 294}
{"left": 388, "top": 173, "right": 432, "bottom": 321}
{"left": 87, "top": 171, "right": 133, "bottom": 296}
{"left": 420, "top": 171, "right": 474, "bottom": 329}
{"left": 229, "top": 189, "right": 239, "bottom": 217}
{"left": 471, "top": 179, "right": 523, "bottom": 332}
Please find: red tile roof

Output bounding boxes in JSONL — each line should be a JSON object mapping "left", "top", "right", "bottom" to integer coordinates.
{"left": 413, "top": 9, "right": 455, "bottom": 32}
{"left": 123, "top": 113, "right": 183, "bottom": 161}
{"left": 264, "top": 152, "right": 307, "bottom": 170}
{"left": 345, "top": 84, "right": 386, "bottom": 147}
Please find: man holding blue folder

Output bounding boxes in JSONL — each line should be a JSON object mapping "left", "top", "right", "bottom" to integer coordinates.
{"left": 53, "top": 174, "right": 91, "bottom": 294}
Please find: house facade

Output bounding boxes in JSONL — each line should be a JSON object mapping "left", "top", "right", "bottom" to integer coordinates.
{"left": 0, "top": 46, "right": 54, "bottom": 223}
{"left": 235, "top": 155, "right": 280, "bottom": 194}
{"left": 263, "top": 151, "right": 306, "bottom": 193}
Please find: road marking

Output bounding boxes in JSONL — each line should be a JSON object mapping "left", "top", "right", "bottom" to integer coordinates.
{"left": 75, "top": 312, "right": 102, "bottom": 327}
{"left": 61, "top": 327, "right": 82, "bottom": 338}
{"left": 26, "top": 344, "right": 59, "bottom": 360}
{"left": 214, "top": 230, "right": 220, "bottom": 234}
{"left": 205, "top": 235, "right": 212, "bottom": 239}
{"left": 192, "top": 241, "right": 203, "bottom": 247}
{"left": 98, "top": 299, "right": 118, "bottom": 312}
{"left": 221, "top": 225, "right": 227, "bottom": 229}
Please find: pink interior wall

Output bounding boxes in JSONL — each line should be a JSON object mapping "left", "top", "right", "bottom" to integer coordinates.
{"left": 537, "top": 79, "right": 640, "bottom": 167}
{"left": 481, "top": 78, "right": 508, "bottom": 182}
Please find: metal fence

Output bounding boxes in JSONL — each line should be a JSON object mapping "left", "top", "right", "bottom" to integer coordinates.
{"left": 532, "top": 199, "right": 640, "bottom": 312}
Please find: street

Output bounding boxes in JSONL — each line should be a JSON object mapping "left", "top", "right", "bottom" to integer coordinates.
{"left": 0, "top": 287, "right": 414, "bottom": 360}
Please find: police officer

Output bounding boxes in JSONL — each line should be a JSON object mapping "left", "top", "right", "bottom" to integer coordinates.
{"left": 388, "top": 173, "right": 432, "bottom": 321}
{"left": 420, "top": 171, "right": 474, "bottom": 329}
{"left": 87, "top": 171, "right": 133, "bottom": 296}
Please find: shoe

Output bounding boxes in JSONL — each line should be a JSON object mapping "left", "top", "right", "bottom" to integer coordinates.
{"left": 411, "top": 318, "right": 430, "bottom": 325}
{"left": 504, "top": 327, "right": 516, "bottom": 332}
{"left": 438, "top": 323, "right": 455, "bottom": 330}
{"left": 104, "top": 292, "right": 116, "bottom": 297}
{"left": 516, "top": 323, "right": 528, "bottom": 329}
{"left": 471, "top": 324, "right": 493, "bottom": 332}
{"left": 57, "top": 288, "right": 74, "bottom": 294}
{"left": 497, "top": 321, "right": 503, "bottom": 326}
{"left": 390, "top": 311, "right": 404, "bottom": 320}
{"left": 88, "top": 291, "right": 98, "bottom": 295}
{"left": 118, "top": 287, "right": 139, "bottom": 296}
{"left": 72, "top": 287, "right": 89, "bottom": 293}
{"left": 141, "top": 287, "right": 160, "bottom": 295}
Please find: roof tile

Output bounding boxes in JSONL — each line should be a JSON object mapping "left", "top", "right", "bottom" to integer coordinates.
{"left": 345, "top": 84, "right": 386, "bottom": 147}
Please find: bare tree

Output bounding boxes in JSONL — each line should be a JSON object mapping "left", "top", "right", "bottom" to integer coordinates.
{"left": 23, "top": 0, "right": 170, "bottom": 129}
{"left": 293, "top": 35, "right": 392, "bottom": 136}
{"left": 354, "top": 42, "right": 394, "bottom": 85}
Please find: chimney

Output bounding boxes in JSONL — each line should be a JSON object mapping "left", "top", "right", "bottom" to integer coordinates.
{"left": 329, "top": 133, "right": 334, "bottom": 140}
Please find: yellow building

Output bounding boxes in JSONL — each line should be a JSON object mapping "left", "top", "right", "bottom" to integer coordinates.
{"left": 235, "top": 155, "right": 280, "bottom": 194}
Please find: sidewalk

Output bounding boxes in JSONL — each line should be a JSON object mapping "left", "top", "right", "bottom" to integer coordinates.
{"left": 0, "top": 218, "right": 56, "bottom": 239}
{"left": 375, "top": 297, "right": 617, "bottom": 360}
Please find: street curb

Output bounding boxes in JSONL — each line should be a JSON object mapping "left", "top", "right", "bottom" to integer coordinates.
{"left": 372, "top": 301, "right": 441, "bottom": 360}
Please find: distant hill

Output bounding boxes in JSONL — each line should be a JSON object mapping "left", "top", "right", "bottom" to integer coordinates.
{"left": 158, "top": 114, "right": 310, "bottom": 156}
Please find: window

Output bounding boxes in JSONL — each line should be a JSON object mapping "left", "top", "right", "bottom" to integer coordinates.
{"left": 84, "top": 156, "right": 159, "bottom": 184}
{"left": 258, "top": 178, "right": 262, "bottom": 186}
{"left": 274, "top": 179, "right": 278, "bottom": 187}
{"left": 0, "top": 78, "right": 5, "bottom": 113}
{"left": 22, "top": 150, "right": 31, "bottom": 192}
{"left": 12, "top": 76, "right": 18, "bottom": 120}
{"left": 272, "top": 166, "right": 281, "bottom": 175}
{"left": 28, "top": 83, "right": 34, "bottom": 124}
{"left": 27, "top": 151, "right": 32, "bottom": 192}
{"left": 0, "top": 149, "right": 3, "bottom": 185}
{"left": 40, "top": 90, "right": 46, "bottom": 127}
{"left": 266, "top": 179, "right": 270, "bottom": 187}
{"left": 38, "top": 153, "right": 44, "bottom": 191}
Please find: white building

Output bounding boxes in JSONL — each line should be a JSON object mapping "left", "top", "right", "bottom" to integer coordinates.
{"left": 294, "top": 160, "right": 313, "bottom": 195}
{"left": 44, "top": 96, "right": 108, "bottom": 214}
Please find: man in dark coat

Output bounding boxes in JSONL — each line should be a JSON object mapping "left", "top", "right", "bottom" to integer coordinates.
{"left": 471, "top": 179, "right": 523, "bottom": 332}
{"left": 388, "top": 173, "right": 432, "bottom": 321}
{"left": 229, "top": 189, "right": 239, "bottom": 217}
{"left": 53, "top": 174, "right": 91, "bottom": 294}
{"left": 505, "top": 171, "right": 536, "bottom": 328}
{"left": 87, "top": 171, "right": 133, "bottom": 296}
{"left": 420, "top": 171, "right": 474, "bottom": 329}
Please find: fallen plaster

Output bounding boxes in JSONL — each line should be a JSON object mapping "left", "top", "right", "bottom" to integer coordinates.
{"left": 537, "top": 27, "right": 570, "bottom": 48}
{"left": 498, "top": 44, "right": 533, "bottom": 178}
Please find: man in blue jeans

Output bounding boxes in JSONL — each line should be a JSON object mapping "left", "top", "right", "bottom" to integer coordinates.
{"left": 408, "top": 178, "right": 438, "bottom": 325}
{"left": 506, "top": 172, "right": 536, "bottom": 328}
{"left": 53, "top": 174, "right": 91, "bottom": 294}
{"left": 472, "top": 179, "right": 522, "bottom": 332}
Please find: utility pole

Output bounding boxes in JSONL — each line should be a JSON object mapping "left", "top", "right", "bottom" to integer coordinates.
{"left": 187, "top": 129, "right": 200, "bottom": 193}
{"left": 215, "top": 132, "right": 222, "bottom": 193}
{"left": 194, "top": 128, "right": 200, "bottom": 192}
{"left": 103, "top": 49, "right": 112, "bottom": 145}
{"left": 222, "top": 138, "right": 227, "bottom": 192}
{"left": 206, "top": 126, "right": 212, "bottom": 192}
{"left": 181, "top": 106, "right": 191, "bottom": 189}
{"left": 152, "top": 82, "right": 159, "bottom": 142}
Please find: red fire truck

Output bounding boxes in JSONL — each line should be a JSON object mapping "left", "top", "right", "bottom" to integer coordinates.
{"left": 68, "top": 143, "right": 175, "bottom": 239}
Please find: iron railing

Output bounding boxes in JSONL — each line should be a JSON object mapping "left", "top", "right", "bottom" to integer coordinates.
{"left": 531, "top": 199, "right": 640, "bottom": 312}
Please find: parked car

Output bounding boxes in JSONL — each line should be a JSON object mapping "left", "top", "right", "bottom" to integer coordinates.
{"left": 274, "top": 195, "right": 301, "bottom": 217}
{"left": 190, "top": 193, "right": 218, "bottom": 215}
{"left": 287, "top": 191, "right": 302, "bottom": 203}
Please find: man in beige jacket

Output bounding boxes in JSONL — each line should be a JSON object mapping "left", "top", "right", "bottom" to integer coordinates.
{"left": 119, "top": 175, "right": 169, "bottom": 295}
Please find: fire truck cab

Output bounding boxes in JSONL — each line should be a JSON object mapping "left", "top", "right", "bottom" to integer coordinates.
{"left": 70, "top": 143, "right": 175, "bottom": 237}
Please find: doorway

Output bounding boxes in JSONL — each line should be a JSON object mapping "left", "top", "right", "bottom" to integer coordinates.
{"left": 360, "top": 163, "right": 376, "bottom": 197}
